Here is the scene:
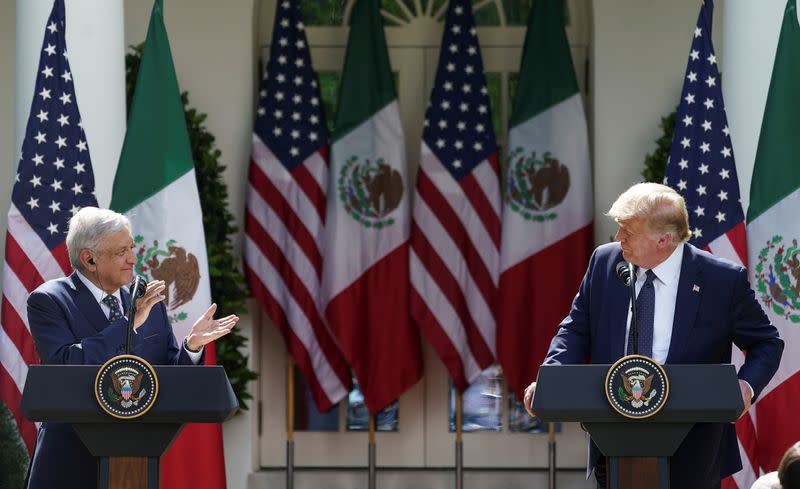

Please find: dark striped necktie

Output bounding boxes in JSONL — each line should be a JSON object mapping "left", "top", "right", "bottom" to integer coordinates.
{"left": 627, "top": 269, "right": 656, "bottom": 357}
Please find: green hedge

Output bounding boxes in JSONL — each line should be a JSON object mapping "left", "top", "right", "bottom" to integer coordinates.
{"left": 642, "top": 110, "right": 676, "bottom": 183}
{"left": 0, "top": 401, "right": 28, "bottom": 489}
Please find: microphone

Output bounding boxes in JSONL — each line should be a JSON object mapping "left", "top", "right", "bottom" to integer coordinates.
{"left": 615, "top": 261, "right": 632, "bottom": 286}
{"left": 125, "top": 275, "right": 147, "bottom": 355}
{"left": 129, "top": 275, "right": 147, "bottom": 302}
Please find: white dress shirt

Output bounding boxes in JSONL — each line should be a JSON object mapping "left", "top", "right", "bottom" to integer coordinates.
{"left": 75, "top": 271, "right": 202, "bottom": 362}
{"left": 623, "top": 243, "right": 684, "bottom": 363}
{"left": 76, "top": 271, "right": 125, "bottom": 320}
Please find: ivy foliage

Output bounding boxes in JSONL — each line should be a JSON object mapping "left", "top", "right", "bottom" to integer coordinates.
{"left": 642, "top": 109, "right": 677, "bottom": 184}
{"left": 125, "top": 44, "right": 257, "bottom": 411}
{"left": 0, "top": 402, "right": 28, "bottom": 489}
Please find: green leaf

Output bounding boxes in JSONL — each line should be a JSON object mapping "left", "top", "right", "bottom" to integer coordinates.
{"left": 0, "top": 401, "right": 29, "bottom": 488}
{"left": 642, "top": 110, "right": 677, "bottom": 184}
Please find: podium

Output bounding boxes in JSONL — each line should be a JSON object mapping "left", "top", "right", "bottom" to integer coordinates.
{"left": 532, "top": 364, "right": 743, "bottom": 489}
{"left": 21, "top": 364, "right": 238, "bottom": 489}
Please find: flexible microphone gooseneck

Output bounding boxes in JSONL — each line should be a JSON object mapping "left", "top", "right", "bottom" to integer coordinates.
{"left": 616, "top": 261, "right": 638, "bottom": 355}
{"left": 125, "top": 275, "right": 147, "bottom": 354}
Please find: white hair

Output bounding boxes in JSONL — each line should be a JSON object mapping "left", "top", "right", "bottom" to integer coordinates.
{"left": 66, "top": 207, "right": 131, "bottom": 271}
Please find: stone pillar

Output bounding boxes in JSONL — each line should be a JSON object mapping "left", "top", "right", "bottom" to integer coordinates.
{"left": 721, "top": 0, "right": 786, "bottom": 213}
{"left": 16, "top": 0, "right": 125, "bottom": 207}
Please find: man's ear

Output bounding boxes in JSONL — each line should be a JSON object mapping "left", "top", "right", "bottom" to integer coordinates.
{"left": 79, "top": 249, "right": 96, "bottom": 270}
{"left": 657, "top": 233, "right": 672, "bottom": 248}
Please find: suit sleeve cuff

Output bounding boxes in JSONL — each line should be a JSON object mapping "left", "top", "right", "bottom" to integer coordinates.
{"left": 183, "top": 338, "right": 204, "bottom": 364}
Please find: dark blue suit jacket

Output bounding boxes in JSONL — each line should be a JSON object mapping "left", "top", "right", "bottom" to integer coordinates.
{"left": 26, "top": 273, "right": 200, "bottom": 489}
{"left": 544, "top": 242, "right": 783, "bottom": 488}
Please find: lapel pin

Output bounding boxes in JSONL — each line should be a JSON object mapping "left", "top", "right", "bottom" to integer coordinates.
{"left": 692, "top": 284, "right": 700, "bottom": 293}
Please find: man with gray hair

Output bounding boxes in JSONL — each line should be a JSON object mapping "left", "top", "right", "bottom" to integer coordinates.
{"left": 25, "top": 206, "right": 238, "bottom": 489}
{"left": 522, "top": 183, "right": 783, "bottom": 489}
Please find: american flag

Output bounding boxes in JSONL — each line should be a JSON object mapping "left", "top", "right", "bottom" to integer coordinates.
{"left": 664, "top": 2, "right": 753, "bottom": 488}
{"left": 243, "top": 0, "right": 352, "bottom": 412}
{"left": 665, "top": 0, "right": 746, "bottom": 266}
{"left": 0, "top": 0, "right": 98, "bottom": 453}
{"left": 410, "top": 0, "right": 500, "bottom": 391}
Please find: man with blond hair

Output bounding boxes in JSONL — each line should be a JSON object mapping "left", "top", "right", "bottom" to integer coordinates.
{"left": 523, "top": 183, "right": 783, "bottom": 489}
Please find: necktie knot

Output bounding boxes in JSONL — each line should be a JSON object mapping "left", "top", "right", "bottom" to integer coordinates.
{"left": 102, "top": 295, "right": 123, "bottom": 322}
{"left": 644, "top": 269, "right": 657, "bottom": 286}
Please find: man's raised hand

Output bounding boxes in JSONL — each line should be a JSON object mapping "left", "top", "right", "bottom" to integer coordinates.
{"left": 132, "top": 280, "right": 166, "bottom": 331}
{"left": 184, "top": 303, "right": 239, "bottom": 352}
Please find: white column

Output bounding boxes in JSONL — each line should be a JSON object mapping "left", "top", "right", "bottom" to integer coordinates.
{"left": 722, "top": 0, "right": 786, "bottom": 215}
{"left": 16, "top": 0, "right": 126, "bottom": 208}
{"left": 590, "top": 0, "right": 712, "bottom": 244}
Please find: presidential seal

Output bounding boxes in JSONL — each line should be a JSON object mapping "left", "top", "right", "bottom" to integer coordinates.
{"left": 605, "top": 355, "right": 669, "bottom": 419}
{"left": 505, "top": 148, "right": 570, "bottom": 222}
{"left": 338, "top": 155, "right": 404, "bottom": 228}
{"left": 95, "top": 355, "right": 159, "bottom": 419}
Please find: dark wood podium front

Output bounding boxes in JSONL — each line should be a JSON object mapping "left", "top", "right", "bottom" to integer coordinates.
{"left": 21, "top": 365, "right": 238, "bottom": 489}
{"left": 532, "top": 364, "right": 743, "bottom": 489}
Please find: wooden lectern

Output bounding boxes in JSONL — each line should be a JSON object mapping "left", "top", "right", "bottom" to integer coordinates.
{"left": 21, "top": 364, "right": 238, "bottom": 489}
{"left": 532, "top": 364, "right": 743, "bottom": 489}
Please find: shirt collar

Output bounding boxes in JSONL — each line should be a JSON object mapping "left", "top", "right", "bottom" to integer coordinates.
{"left": 640, "top": 242, "right": 684, "bottom": 286}
{"left": 75, "top": 270, "right": 123, "bottom": 306}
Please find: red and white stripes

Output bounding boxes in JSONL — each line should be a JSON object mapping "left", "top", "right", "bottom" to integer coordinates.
{"left": 244, "top": 136, "right": 351, "bottom": 412}
{"left": 1, "top": 205, "right": 68, "bottom": 452}
{"left": 410, "top": 143, "right": 500, "bottom": 390}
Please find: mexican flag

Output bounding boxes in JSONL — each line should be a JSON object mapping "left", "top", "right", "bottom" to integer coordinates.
{"left": 745, "top": 0, "right": 800, "bottom": 473}
{"left": 497, "top": 0, "right": 594, "bottom": 400}
{"left": 110, "top": 1, "right": 223, "bottom": 488}
{"left": 320, "top": 0, "right": 423, "bottom": 414}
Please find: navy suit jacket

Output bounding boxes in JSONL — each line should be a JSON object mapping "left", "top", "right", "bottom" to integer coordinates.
{"left": 543, "top": 242, "right": 783, "bottom": 488}
{"left": 26, "top": 273, "right": 200, "bottom": 489}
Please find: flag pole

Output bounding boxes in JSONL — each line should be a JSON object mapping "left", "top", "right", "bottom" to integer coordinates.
{"left": 286, "top": 356, "right": 295, "bottom": 489}
{"left": 368, "top": 415, "right": 376, "bottom": 489}
{"left": 455, "top": 389, "right": 463, "bottom": 489}
{"left": 548, "top": 422, "right": 556, "bottom": 489}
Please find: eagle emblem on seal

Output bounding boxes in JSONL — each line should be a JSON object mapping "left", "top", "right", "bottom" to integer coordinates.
{"left": 108, "top": 367, "right": 147, "bottom": 408}
{"left": 620, "top": 372, "right": 656, "bottom": 408}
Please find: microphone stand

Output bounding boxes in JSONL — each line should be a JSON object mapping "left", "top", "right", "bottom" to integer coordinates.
{"left": 125, "top": 278, "right": 144, "bottom": 355}
{"left": 627, "top": 262, "right": 638, "bottom": 355}
{"left": 126, "top": 301, "right": 138, "bottom": 355}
